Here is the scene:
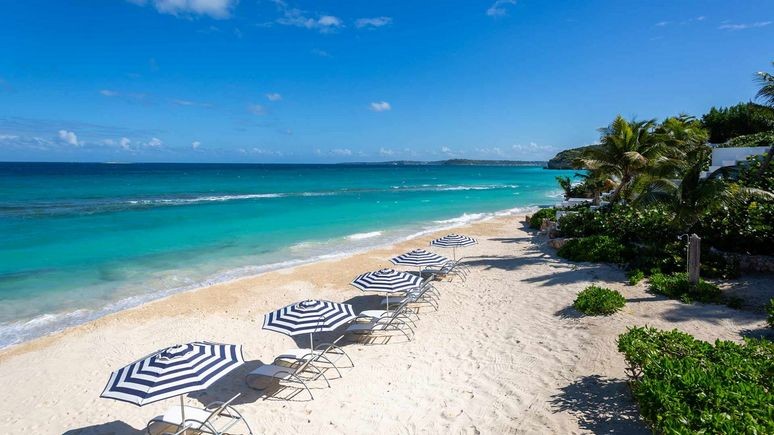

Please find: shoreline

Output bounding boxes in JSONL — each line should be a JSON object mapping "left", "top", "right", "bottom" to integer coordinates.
{"left": 0, "top": 209, "right": 534, "bottom": 360}
{"left": 0, "top": 213, "right": 768, "bottom": 434}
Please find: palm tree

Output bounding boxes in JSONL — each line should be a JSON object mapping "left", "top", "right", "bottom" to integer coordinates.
{"left": 657, "top": 114, "right": 709, "bottom": 154}
{"left": 754, "top": 61, "right": 774, "bottom": 175}
{"left": 579, "top": 115, "right": 674, "bottom": 203}
{"left": 755, "top": 61, "right": 774, "bottom": 107}
{"left": 635, "top": 149, "right": 773, "bottom": 231}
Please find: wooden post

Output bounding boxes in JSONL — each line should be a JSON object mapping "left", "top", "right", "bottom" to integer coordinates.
{"left": 688, "top": 234, "right": 701, "bottom": 285}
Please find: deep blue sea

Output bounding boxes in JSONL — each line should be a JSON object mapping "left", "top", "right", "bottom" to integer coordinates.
{"left": 0, "top": 162, "right": 571, "bottom": 347}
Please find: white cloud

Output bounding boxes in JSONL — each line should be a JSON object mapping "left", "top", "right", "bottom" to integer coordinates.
{"left": 126, "top": 0, "right": 238, "bottom": 19}
{"left": 248, "top": 103, "right": 267, "bottom": 115}
{"left": 173, "top": 99, "right": 212, "bottom": 107}
{"left": 379, "top": 147, "right": 394, "bottom": 156}
{"left": 331, "top": 148, "right": 352, "bottom": 156}
{"left": 119, "top": 137, "right": 132, "bottom": 150}
{"left": 486, "top": 0, "right": 516, "bottom": 17}
{"left": 272, "top": 1, "right": 343, "bottom": 33}
{"left": 57, "top": 130, "right": 79, "bottom": 146}
{"left": 311, "top": 48, "right": 331, "bottom": 58}
{"left": 476, "top": 146, "right": 505, "bottom": 157}
{"left": 100, "top": 89, "right": 119, "bottom": 97}
{"left": 718, "top": 21, "right": 772, "bottom": 30}
{"left": 266, "top": 93, "right": 282, "bottom": 101}
{"left": 146, "top": 137, "right": 163, "bottom": 147}
{"left": 192, "top": 140, "right": 201, "bottom": 149}
{"left": 655, "top": 21, "right": 670, "bottom": 27}
{"left": 355, "top": 16, "right": 392, "bottom": 29}
{"left": 369, "top": 101, "right": 391, "bottom": 112}
{"left": 0, "top": 134, "right": 19, "bottom": 141}
{"left": 239, "top": 147, "right": 283, "bottom": 156}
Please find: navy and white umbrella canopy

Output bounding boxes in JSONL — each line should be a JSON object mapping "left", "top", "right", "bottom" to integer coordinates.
{"left": 263, "top": 299, "right": 356, "bottom": 349}
{"left": 100, "top": 341, "right": 244, "bottom": 406}
{"left": 390, "top": 249, "right": 449, "bottom": 269}
{"left": 352, "top": 268, "right": 423, "bottom": 309}
{"left": 351, "top": 268, "right": 422, "bottom": 293}
{"left": 431, "top": 234, "right": 477, "bottom": 260}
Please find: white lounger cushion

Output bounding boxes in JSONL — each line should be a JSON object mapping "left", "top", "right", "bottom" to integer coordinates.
{"left": 359, "top": 309, "right": 390, "bottom": 318}
{"left": 248, "top": 364, "right": 297, "bottom": 380}
{"left": 154, "top": 405, "right": 213, "bottom": 426}
{"left": 276, "top": 348, "right": 346, "bottom": 364}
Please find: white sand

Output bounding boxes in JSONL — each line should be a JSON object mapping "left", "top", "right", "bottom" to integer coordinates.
{"left": 0, "top": 216, "right": 768, "bottom": 434}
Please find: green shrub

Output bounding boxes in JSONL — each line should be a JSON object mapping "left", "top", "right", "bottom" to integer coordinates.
{"left": 716, "top": 130, "right": 774, "bottom": 148}
{"left": 557, "top": 235, "right": 626, "bottom": 263}
{"left": 573, "top": 286, "right": 626, "bottom": 315}
{"left": 701, "top": 102, "right": 774, "bottom": 143}
{"left": 648, "top": 272, "right": 722, "bottom": 303}
{"left": 767, "top": 298, "right": 774, "bottom": 328}
{"left": 627, "top": 269, "right": 645, "bottom": 286}
{"left": 529, "top": 207, "right": 556, "bottom": 229}
{"left": 618, "top": 326, "right": 774, "bottom": 434}
{"left": 628, "top": 241, "right": 686, "bottom": 275}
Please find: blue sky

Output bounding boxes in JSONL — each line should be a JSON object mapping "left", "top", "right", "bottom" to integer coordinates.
{"left": 0, "top": 0, "right": 772, "bottom": 163}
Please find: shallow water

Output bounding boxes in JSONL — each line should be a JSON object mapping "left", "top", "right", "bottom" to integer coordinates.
{"left": 0, "top": 162, "right": 571, "bottom": 347}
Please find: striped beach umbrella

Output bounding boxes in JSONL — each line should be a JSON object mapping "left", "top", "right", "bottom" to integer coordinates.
{"left": 263, "top": 299, "right": 356, "bottom": 349}
{"left": 351, "top": 268, "right": 422, "bottom": 309}
{"left": 431, "top": 234, "right": 477, "bottom": 260}
{"left": 391, "top": 249, "right": 449, "bottom": 276}
{"left": 101, "top": 341, "right": 244, "bottom": 428}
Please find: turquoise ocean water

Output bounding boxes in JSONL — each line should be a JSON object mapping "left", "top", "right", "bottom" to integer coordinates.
{"left": 0, "top": 162, "right": 572, "bottom": 348}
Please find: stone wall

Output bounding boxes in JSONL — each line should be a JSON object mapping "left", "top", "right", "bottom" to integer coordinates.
{"left": 711, "top": 248, "right": 774, "bottom": 274}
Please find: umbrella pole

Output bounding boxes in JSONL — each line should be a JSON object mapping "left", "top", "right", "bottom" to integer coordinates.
{"left": 386, "top": 294, "right": 390, "bottom": 311}
{"left": 453, "top": 247, "right": 457, "bottom": 261}
{"left": 180, "top": 395, "right": 187, "bottom": 435}
{"left": 309, "top": 332, "right": 314, "bottom": 350}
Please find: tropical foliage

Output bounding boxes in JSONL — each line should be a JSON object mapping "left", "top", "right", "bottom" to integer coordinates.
{"left": 648, "top": 272, "right": 721, "bottom": 303}
{"left": 617, "top": 327, "right": 774, "bottom": 434}
{"left": 573, "top": 286, "right": 626, "bottom": 315}
{"left": 700, "top": 102, "right": 774, "bottom": 143}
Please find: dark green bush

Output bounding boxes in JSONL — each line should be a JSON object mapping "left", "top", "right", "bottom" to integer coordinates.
{"left": 716, "top": 130, "right": 774, "bottom": 148}
{"left": 558, "top": 205, "right": 677, "bottom": 245}
{"left": 529, "top": 207, "right": 556, "bottom": 229}
{"left": 557, "top": 209, "right": 604, "bottom": 238}
{"left": 618, "top": 326, "right": 774, "bottom": 434}
{"left": 627, "top": 269, "right": 645, "bottom": 285}
{"left": 767, "top": 298, "right": 774, "bottom": 328}
{"left": 697, "top": 157, "right": 774, "bottom": 255}
{"left": 573, "top": 286, "right": 626, "bottom": 315}
{"left": 557, "top": 235, "right": 626, "bottom": 263}
{"left": 697, "top": 200, "right": 774, "bottom": 256}
{"left": 628, "top": 241, "right": 686, "bottom": 275}
{"left": 701, "top": 102, "right": 774, "bottom": 143}
{"left": 648, "top": 272, "right": 722, "bottom": 303}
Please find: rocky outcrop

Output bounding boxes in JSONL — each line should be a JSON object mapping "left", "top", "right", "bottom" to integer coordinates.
{"left": 546, "top": 145, "right": 599, "bottom": 169}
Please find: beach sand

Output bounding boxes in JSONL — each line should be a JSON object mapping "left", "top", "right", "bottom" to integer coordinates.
{"left": 0, "top": 216, "right": 769, "bottom": 434}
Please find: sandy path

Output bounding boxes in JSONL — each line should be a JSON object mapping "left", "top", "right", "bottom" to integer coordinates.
{"left": 0, "top": 216, "right": 768, "bottom": 434}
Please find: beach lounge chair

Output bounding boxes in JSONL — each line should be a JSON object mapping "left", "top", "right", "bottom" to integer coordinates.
{"left": 274, "top": 339, "right": 354, "bottom": 379}
{"left": 381, "top": 281, "right": 439, "bottom": 312}
{"left": 423, "top": 261, "right": 468, "bottom": 281}
{"left": 245, "top": 357, "right": 330, "bottom": 400}
{"left": 345, "top": 307, "right": 415, "bottom": 344}
{"left": 146, "top": 394, "right": 253, "bottom": 435}
{"left": 358, "top": 298, "right": 419, "bottom": 327}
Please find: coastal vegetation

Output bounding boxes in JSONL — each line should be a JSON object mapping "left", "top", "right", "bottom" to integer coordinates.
{"left": 545, "top": 63, "right": 773, "bottom": 279}
{"left": 617, "top": 326, "right": 774, "bottom": 434}
{"left": 572, "top": 286, "right": 626, "bottom": 315}
{"left": 536, "top": 63, "right": 774, "bottom": 433}
{"left": 648, "top": 272, "right": 721, "bottom": 304}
